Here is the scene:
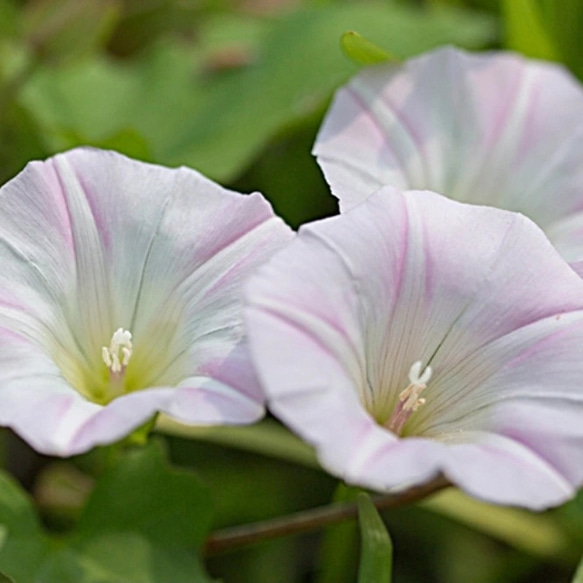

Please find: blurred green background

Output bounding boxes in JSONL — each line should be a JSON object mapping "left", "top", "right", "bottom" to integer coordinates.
{"left": 1, "top": 0, "right": 583, "bottom": 581}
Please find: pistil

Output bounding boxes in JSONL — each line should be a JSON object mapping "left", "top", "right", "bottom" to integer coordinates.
{"left": 386, "top": 361, "right": 432, "bottom": 435}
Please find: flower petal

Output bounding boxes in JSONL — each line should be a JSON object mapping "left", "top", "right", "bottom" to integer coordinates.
{"left": 0, "top": 329, "right": 161, "bottom": 456}
{"left": 245, "top": 187, "right": 583, "bottom": 507}
{"left": 314, "top": 47, "right": 583, "bottom": 263}
{"left": 441, "top": 431, "right": 573, "bottom": 509}
{"left": 0, "top": 148, "right": 293, "bottom": 455}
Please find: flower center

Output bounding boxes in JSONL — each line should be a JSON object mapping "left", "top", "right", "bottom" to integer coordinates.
{"left": 97, "top": 327, "right": 133, "bottom": 401}
{"left": 385, "top": 361, "right": 432, "bottom": 436}
{"left": 53, "top": 310, "right": 188, "bottom": 406}
{"left": 101, "top": 328, "right": 133, "bottom": 374}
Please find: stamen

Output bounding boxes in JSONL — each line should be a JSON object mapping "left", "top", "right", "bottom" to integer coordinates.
{"left": 102, "top": 328, "right": 133, "bottom": 374}
{"left": 386, "top": 361, "right": 432, "bottom": 435}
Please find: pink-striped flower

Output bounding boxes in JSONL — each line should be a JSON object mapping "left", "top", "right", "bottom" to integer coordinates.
{"left": 245, "top": 187, "right": 583, "bottom": 509}
{"left": 314, "top": 47, "right": 583, "bottom": 272}
{"left": 0, "top": 148, "right": 292, "bottom": 455}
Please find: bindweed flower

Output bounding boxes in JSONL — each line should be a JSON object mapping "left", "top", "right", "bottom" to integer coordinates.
{"left": 0, "top": 148, "right": 293, "bottom": 456}
{"left": 314, "top": 47, "right": 583, "bottom": 271}
{"left": 245, "top": 187, "right": 583, "bottom": 509}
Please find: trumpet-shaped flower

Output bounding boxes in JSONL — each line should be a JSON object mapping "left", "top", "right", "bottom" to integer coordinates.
{"left": 314, "top": 47, "right": 583, "bottom": 270}
{"left": 0, "top": 148, "right": 293, "bottom": 456}
{"left": 245, "top": 187, "right": 583, "bottom": 509}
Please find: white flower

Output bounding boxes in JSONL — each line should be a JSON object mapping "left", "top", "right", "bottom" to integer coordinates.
{"left": 314, "top": 47, "right": 583, "bottom": 271}
{"left": 245, "top": 187, "right": 583, "bottom": 509}
{"left": 0, "top": 148, "right": 293, "bottom": 455}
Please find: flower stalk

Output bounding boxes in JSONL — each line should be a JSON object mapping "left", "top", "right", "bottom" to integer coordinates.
{"left": 204, "top": 476, "right": 450, "bottom": 555}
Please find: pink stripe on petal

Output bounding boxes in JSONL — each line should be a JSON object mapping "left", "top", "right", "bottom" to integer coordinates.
{"left": 0, "top": 148, "right": 292, "bottom": 455}
{"left": 246, "top": 187, "right": 583, "bottom": 508}
{"left": 315, "top": 47, "right": 583, "bottom": 263}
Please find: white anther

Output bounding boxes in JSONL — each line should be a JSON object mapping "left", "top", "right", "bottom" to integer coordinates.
{"left": 121, "top": 346, "right": 132, "bottom": 367}
{"left": 101, "top": 347, "right": 113, "bottom": 368}
{"left": 102, "top": 328, "right": 133, "bottom": 374}
{"left": 412, "top": 397, "right": 426, "bottom": 411}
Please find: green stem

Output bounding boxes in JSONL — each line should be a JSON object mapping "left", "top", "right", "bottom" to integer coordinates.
{"left": 421, "top": 490, "right": 577, "bottom": 564}
{"left": 204, "top": 476, "right": 449, "bottom": 555}
{"left": 157, "top": 416, "right": 578, "bottom": 563}
{"left": 155, "top": 415, "right": 318, "bottom": 468}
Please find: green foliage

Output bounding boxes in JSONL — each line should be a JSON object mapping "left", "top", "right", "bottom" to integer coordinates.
{"left": 167, "top": 433, "right": 338, "bottom": 583}
{"left": 0, "top": 100, "right": 47, "bottom": 183}
{"left": 532, "top": 0, "right": 583, "bottom": 78}
{"left": 502, "top": 0, "right": 583, "bottom": 79}
{"left": 315, "top": 485, "right": 360, "bottom": 583}
{"left": 0, "top": 0, "right": 19, "bottom": 39}
{"left": 107, "top": 0, "right": 201, "bottom": 57}
{"left": 2, "top": 1, "right": 583, "bottom": 582}
{"left": 501, "top": 0, "right": 558, "bottom": 60}
{"left": 0, "top": 441, "right": 213, "bottom": 583}
{"left": 572, "top": 553, "right": 583, "bottom": 583}
{"left": 340, "top": 31, "right": 396, "bottom": 65}
{"left": 20, "top": 40, "right": 203, "bottom": 163}
{"left": 421, "top": 489, "right": 577, "bottom": 564}
{"left": 157, "top": 417, "right": 319, "bottom": 469}
{"left": 357, "top": 493, "right": 393, "bottom": 583}
{"left": 23, "top": 0, "right": 121, "bottom": 63}
{"left": 77, "top": 440, "right": 212, "bottom": 548}
{"left": 20, "top": 2, "right": 495, "bottom": 183}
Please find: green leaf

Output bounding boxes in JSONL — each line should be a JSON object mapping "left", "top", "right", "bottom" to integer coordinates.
{"left": 24, "top": 0, "right": 121, "bottom": 63}
{"left": 0, "top": 0, "right": 20, "bottom": 39}
{"left": 0, "top": 100, "right": 47, "bottom": 185}
{"left": 501, "top": 0, "right": 558, "bottom": 60}
{"left": 0, "top": 441, "right": 214, "bottom": 583}
{"left": 357, "top": 493, "right": 393, "bottom": 583}
{"left": 21, "top": 2, "right": 495, "bottom": 182}
{"left": 421, "top": 489, "right": 577, "bottom": 564}
{"left": 532, "top": 0, "right": 583, "bottom": 78}
{"left": 503, "top": 0, "right": 583, "bottom": 78}
{"left": 20, "top": 40, "right": 206, "bottom": 162}
{"left": 77, "top": 440, "right": 212, "bottom": 548}
{"left": 46, "top": 533, "right": 212, "bottom": 583}
{"left": 107, "top": 0, "right": 201, "bottom": 57}
{"left": 162, "top": 2, "right": 495, "bottom": 181}
{"left": 316, "top": 485, "right": 360, "bottom": 583}
{"left": 89, "top": 128, "right": 152, "bottom": 162}
{"left": 0, "top": 471, "right": 51, "bottom": 582}
{"left": 340, "top": 31, "right": 396, "bottom": 65}
{"left": 572, "top": 553, "right": 583, "bottom": 582}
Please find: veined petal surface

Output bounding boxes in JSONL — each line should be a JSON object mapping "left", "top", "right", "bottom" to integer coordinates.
{"left": 0, "top": 148, "right": 293, "bottom": 456}
{"left": 245, "top": 187, "right": 583, "bottom": 509}
{"left": 314, "top": 47, "right": 583, "bottom": 264}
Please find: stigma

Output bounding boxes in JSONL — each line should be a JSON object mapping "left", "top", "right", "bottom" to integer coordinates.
{"left": 102, "top": 328, "right": 133, "bottom": 374}
{"left": 386, "top": 361, "right": 432, "bottom": 435}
